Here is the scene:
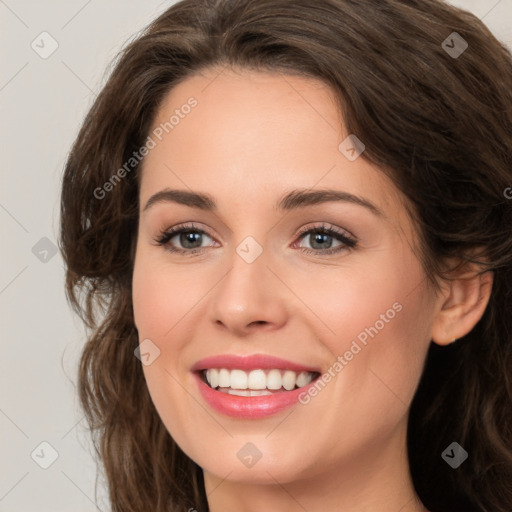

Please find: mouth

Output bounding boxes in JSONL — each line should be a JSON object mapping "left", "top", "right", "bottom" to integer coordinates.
{"left": 191, "top": 354, "right": 322, "bottom": 418}
{"left": 199, "top": 368, "right": 320, "bottom": 396}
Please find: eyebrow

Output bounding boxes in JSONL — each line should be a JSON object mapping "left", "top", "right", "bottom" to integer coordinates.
{"left": 143, "top": 188, "right": 383, "bottom": 217}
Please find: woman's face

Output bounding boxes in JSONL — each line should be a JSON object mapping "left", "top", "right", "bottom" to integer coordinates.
{"left": 132, "top": 67, "right": 439, "bottom": 485}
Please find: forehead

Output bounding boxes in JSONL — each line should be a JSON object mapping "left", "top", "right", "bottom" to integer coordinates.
{"left": 139, "top": 67, "right": 407, "bottom": 227}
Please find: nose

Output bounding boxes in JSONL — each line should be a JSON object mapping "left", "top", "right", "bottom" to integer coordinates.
{"left": 208, "top": 244, "right": 289, "bottom": 337}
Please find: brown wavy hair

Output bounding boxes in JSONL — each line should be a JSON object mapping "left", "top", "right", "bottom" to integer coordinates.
{"left": 59, "top": 0, "right": 512, "bottom": 511}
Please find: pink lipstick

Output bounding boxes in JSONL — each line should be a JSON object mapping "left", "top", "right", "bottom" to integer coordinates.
{"left": 191, "top": 354, "right": 321, "bottom": 418}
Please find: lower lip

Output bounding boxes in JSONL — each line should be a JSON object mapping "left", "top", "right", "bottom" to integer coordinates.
{"left": 193, "top": 372, "right": 316, "bottom": 418}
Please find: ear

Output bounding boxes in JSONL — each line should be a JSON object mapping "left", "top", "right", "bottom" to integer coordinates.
{"left": 431, "top": 263, "right": 493, "bottom": 346}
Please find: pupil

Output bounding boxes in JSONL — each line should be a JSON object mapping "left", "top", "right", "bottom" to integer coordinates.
{"left": 181, "top": 232, "right": 202, "bottom": 249}
{"left": 311, "top": 232, "right": 332, "bottom": 249}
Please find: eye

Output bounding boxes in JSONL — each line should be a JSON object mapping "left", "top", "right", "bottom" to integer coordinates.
{"left": 293, "top": 223, "right": 357, "bottom": 255}
{"left": 154, "top": 223, "right": 216, "bottom": 255}
{"left": 154, "top": 222, "right": 357, "bottom": 256}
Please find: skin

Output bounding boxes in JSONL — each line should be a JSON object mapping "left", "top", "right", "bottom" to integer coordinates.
{"left": 132, "top": 67, "right": 493, "bottom": 512}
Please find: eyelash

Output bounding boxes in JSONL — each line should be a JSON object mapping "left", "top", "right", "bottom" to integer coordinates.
{"left": 154, "top": 222, "right": 357, "bottom": 256}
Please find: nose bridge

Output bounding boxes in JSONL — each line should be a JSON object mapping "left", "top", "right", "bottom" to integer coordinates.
{"left": 208, "top": 233, "right": 287, "bottom": 333}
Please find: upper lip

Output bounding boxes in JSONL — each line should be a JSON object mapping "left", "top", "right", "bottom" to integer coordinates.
{"left": 191, "top": 354, "right": 321, "bottom": 373}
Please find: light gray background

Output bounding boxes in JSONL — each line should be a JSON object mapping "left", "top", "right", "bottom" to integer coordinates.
{"left": 1, "top": 1, "right": 511, "bottom": 510}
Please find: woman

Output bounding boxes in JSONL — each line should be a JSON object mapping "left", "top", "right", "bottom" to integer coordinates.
{"left": 59, "top": 0, "right": 512, "bottom": 511}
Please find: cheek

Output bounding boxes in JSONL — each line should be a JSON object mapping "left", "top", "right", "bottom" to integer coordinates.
{"left": 132, "top": 249, "right": 205, "bottom": 339}
{"left": 132, "top": 249, "right": 206, "bottom": 455}
{"left": 311, "top": 244, "right": 432, "bottom": 395}
{"left": 132, "top": 249, "right": 194, "bottom": 406}
{"left": 304, "top": 249, "right": 418, "bottom": 342}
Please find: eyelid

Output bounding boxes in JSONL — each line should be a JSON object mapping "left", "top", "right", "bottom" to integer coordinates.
{"left": 163, "top": 222, "right": 214, "bottom": 239}
{"left": 294, "top": 222, "right": 355, "bottom": 241}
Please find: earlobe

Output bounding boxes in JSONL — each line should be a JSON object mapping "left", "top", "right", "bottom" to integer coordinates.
{"left": 431, "top": 269, "right": 493, "bottom": 346}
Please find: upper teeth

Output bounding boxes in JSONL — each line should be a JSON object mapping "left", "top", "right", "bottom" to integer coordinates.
{"left": 204, "top": 368, "right": 315, "bottom": 391}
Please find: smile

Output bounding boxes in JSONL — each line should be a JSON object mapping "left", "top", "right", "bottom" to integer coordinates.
{"left": 192, "top": 354, "right": 322, "bottom": 418}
